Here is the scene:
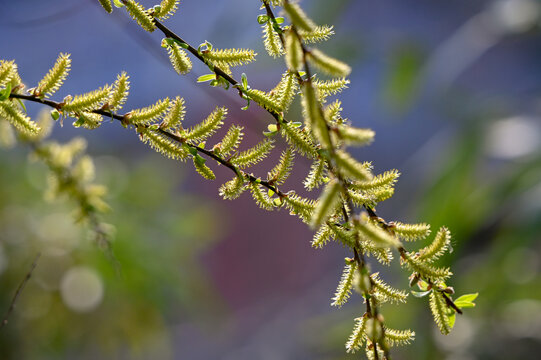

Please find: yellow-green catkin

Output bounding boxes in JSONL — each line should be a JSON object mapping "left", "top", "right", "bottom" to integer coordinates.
{"left": 283, "top": 2, "right": 315, "bottom": 32}
{"left": 35, "top": 53, "right": 71, "bottom": 98}
{"left": 0, "top": 101, "right": 40, "bottom": 135}
{"left": 98, "top": 0, "right": 113, "bottom": 13}
{"left": 124, "top": 0, "right": 156, "bottom": 32}
{"left": 310, "top": 178, "right": 341, "bottom": 229}
{"left": 307, "top": 49, "right": 351, "bottom": 78}
{"left": 263, "top": 21, "right": 284, "bottom": 57}
{"left": 285, "top": 29, "right": 303, "bottom": 71}
{"left": 163, "top": 40, "right": 192, "bottom": 75}
{"left": 154, "top": 0, "right": 179, "bottom": 19}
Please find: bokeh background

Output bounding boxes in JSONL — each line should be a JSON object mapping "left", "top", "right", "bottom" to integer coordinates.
{"left": 1, "top": 0, "right": 541, "bottom": 359}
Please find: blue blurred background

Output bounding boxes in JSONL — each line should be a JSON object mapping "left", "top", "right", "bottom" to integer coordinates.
{"left": 1, "top": 0, "right": 541, "bottom": 358}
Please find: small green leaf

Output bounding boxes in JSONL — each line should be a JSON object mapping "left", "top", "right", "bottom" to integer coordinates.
{"left": 0, "top": 83, "right": 11, "bottom": 101}
{"left": 161, "top": 38, "right": 175, "bottom": 48}
{"left": 417, "top": 279, "right": 429, "bottom": 291}
{"left": 241, "top": 98, "right": 251, "bottom": 111}
{"left": 267, "top": 189, "right": 275, "bottom": 197}
{"left": 273, "top": 197, "right": 282, "bottom": 206}
{"left": 411, "top": 290, "right": 432, "bottom": 298}
{"left": 454, "top": 293, "right": 478, "bottom": 309}
{"left": 50, "top": 109, "right": 60, "bottom": 121}
{"left": 263, "top": 123, "right": 278, "bottom": 136}
{"left": 113, "top": 0, "right": 124, "bottom": 8}
{"left": 164, "top": 37, "right": 189, "bottom": 49}
{"left": 275, "top": 17, "right": 285, "bottom": 24}
{"left": 194, "top": 154, "right": 206, "bottom": 165}
{"left": 187, "top": 146, "right": 198, "bottom": 156}
{"left": 16, "top": 98, "right": 27, "bottom": 113}
{"left": 291, "top": 121, "right": 302, "bottom": 128}
{"left": 198, "top": 41, "right": 213, "bottom": 52}
{"left": 454, "top": 293, "right": 478, "bottom": 303}
{"left": 197, "top": 74, "right": 216, "bottom": 83}
{"left": 456, "top": 302, "right": 476, "bottom": 309}
{"left": 257, "top": 14, "right": 269, "bottom": 24}
{"left": 73, "top": 117, "right": 85, "bottom": 127}
{"left": 241, "top": 73, "right": 248, "bottom": 90}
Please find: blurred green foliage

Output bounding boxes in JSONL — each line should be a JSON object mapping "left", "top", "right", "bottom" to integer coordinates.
{"left": 382, "top": 43, "right": 424, "bottom": 115}
{"left": 0, "top": 141, "right": 224, "bottom": 359}
{"left": 415, "top": 120, "right": 541, "bottom": 359}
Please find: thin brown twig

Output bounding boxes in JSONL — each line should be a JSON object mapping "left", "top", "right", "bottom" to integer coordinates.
{"left": 442, "top": 290, "right": 463, "bottom": 315}
{"left": 1, "top": 253, "right": 41, "bottom": 329}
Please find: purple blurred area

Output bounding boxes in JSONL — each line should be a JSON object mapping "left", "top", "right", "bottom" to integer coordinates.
{"left": 2, "top": 0, "right": 541, "bottom": 358}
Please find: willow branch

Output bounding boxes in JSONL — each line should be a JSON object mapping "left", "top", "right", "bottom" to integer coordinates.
{"left": 9, "top": 93, "right": 285, "bottom": 198}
